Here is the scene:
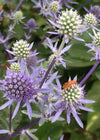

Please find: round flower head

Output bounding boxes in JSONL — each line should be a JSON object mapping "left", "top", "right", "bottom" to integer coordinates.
{"left": 57, "top": 9, "right": 82, "bottom": 38}
{"left": 24, "top": 18, "right": 38, "bottom": 32}
{"left": 84, "top": 13, "right": 97, "bottom": 27}
{"left": 0, "top": 64, "right": 48, "bottom": 120}
{"left": 49, "top": 1, "right": 60, "bottom": 13}
{"left": 13, "top": 11, "right": 23, "bottom": 23}
{"left": 52, "top": 76, "right": 94, "bottom": 128}
{"left": 12, "top": 40, "right": 32, "bottom": 60}
{"left": 10, "top": 62, "right": 21, "bottom": 72}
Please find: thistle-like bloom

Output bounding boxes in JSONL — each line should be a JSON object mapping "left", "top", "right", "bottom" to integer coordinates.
{"left": 85, "top": 31, "right": 100, "bottom": 61}
{"left": 52, "top": 76, "right": 94, "bottom": 128}
{"left": 0, "top": 63, "right": 49, "bottom": 119}
{"left": 7, "top": 40, "right": 33, "bottom": 61}
{"left": 47, "top": 38, "right": 71, "bottom": 68}
{"left": 32, "top": 0, "right": 61, "bottom": 17}
{"left": 49, "top": 9, "right": 84, "bottom": 41}
{"left": 84, "top": 13, "right": 97, "bottom": 27}
{"left": 24, "top": 18, "right": 38, "bottom": 32}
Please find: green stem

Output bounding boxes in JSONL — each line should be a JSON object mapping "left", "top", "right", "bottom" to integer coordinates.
{"left": 58, "top": 37, "right": 65, "bottom": 53}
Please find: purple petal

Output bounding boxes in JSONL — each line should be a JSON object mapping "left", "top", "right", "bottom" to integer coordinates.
{"left": 60, "top": 135, "right": 64, "bottom": 140}
{"left": 29, "top": 42, "right": 34, "bottom": 50}
{"left": 12, "top": 101, "right": 21, "bottom": 119}
{"left": 60, "top": 45, "right": 71, "bottom": 55}
{"left": 74, "top": 36, "right": 85, "bottom": 42}
{"left": 6, "top": 49, "right": 14, "bottom": 55}
{"left": 67, "top": 110, "right": 71, "bottom": 124}
{"left": 26, "top": 101, "right": 32, "bottom": 120}
{"left": 79, "top": 106, "right": 93, "bottom": 112}
{"left": 0, "top": 130, "right": 9, "bottom": 134}
{"left": 78, "top": 99, "right": 95, "bottom": 104}
{"left": 48, "top": 19, "right": 59, "bottom": 28}
{"left": 48, "top": 31, "right": 59, "bottom": 35}
{"left": 52, "top": 109, "right": 63, "bottom": 123}
{"left": 0, "top": 100, "right": 13, "bottom": 110}
{"left": 72, "top": 112, "right": 83, "bottom": 128}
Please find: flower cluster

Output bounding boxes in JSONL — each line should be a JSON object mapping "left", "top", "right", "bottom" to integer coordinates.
{"left": 0, "top": 0, "right": 100, "bottom": 139}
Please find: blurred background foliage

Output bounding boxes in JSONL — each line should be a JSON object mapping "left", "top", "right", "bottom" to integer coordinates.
{"left": 0, "top": 0, "right": 100, "bottom": 140}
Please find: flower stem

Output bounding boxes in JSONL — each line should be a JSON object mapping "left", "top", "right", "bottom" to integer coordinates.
{"left": 9, "top": 105, "right": 12, "bottom": 133}
{"left": 39, "top": 57, "right": 56, "bottom": 88}
{"left": 79, "top": 60, "right": 100, "bottom": 86}
{"left": 2, "top": 119, "right": 40, "bottom": 140}
{"left": 14, "top": 0, "right": 24, "bottom": 13}
{"left": 24, "top": 131, "right": 34, "bottom": 140}
{"left": 77, "top": 0, "right": 92, "bottom": 10}
{"left": 58, "top": 37, "right": 65, "bottom": 53}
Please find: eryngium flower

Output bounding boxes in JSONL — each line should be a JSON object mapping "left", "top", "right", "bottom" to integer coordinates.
{"left": 57, "top": 9, "right": 82, "bottom": 38}
{"left": 85, "top": 31, "right": 100, "bottom": 60}
{"left": 7, "top": 40, "right": 33, "bottom": 61}
{"left": 10, "top": 62, "right": 21, "bottom": 72}
{"left": 49, "top": 1, "right": 60, "bottom": 13}
{"left": 84, "top": 13, "right": 97, "bottom": 27}
{"left": 52, "top": 76, "right": 94, "bottom": 128}
{"left": 24, "top": 18, "right": 38, "bottom": 32}
{"left": 0, "top": 69, "right": 37, "bottom": 119}
{"left": 13, "top": 40, "right": 30, "bottom": 60}
{"left": 90, "top": 5, "right": 100, "bottom": 18}
{"left": 13, "top": 11, "right": 23, "bottom": 23}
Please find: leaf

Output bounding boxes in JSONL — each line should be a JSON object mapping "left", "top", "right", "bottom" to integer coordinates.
{"left": 70, "top": 132, "right": 92, "bottom": 140}
{"left": 35, "top": 121, "right": 63, "bottom": 140}
{"left": 86, "top": 81, "right": 100, "bottom": 132}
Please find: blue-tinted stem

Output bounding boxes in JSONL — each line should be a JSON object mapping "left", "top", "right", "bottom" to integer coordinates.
{"left": 24, "top": 131, "right": 34, "bottom": 140}
{"left": 77, "top": 0, "right": 92, "bottom": 10}
{"left": 3, "top": 118, "right": 40, "bottom": 140}
{"left": 79, "top": 60, "right": 100, "bottom": 86}
{"left": 39, "top": 57, "right": 56, "bottom": 88}
{"left": 14, "top": 0, "right": 24, "bottom": 13}
{"left": 3, "top": 42, "right": 13, "bottom": 59}
{"left": 9, "top": 105, "right": 12, "bottom": 133}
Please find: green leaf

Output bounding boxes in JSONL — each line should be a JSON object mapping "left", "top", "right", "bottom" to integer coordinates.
{"left": 35, "top": 121, "right": 63, "bottom": 140}
{"left": 86, "top": 81, "right": 100, "bottom": 132}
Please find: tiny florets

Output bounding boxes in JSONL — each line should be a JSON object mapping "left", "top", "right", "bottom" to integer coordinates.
{"left": 49, "top": 1, "right": 60, "bottom": 13}
{"left": 10, "top": 62, "right": 21, "bottom": 72}
{"left": 61, "top": 82, "right": 83, "bottom": 104}
{"left": 84, "top": 13, "right": 97, "bottom": 27}
{"left": 3, "top": 72, "right": 35, "bottom": 102}
{"left": 13, "top": 40, "right": 30, "bottom": 60}
{"left": 93, "top": 32, "right": 100, "bottom": 48}
{"left": 13, "top": 11, "right": 23, "bottom": 22}
{"left": 57, "top": 9, "right": 82, "bottom": 38}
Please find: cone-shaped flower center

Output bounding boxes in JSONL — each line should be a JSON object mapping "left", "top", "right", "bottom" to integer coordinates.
{"left": 61, "top": 81, "right": 83, "bottom": 104}
{"left": 84, "top": 13, "right": 97, "bottom": 27}
{"left": 57, "top": 9, "right": 82, "bottom": 38}
{"left": 13, "top": 11, "right": 23, "bottom": 22}
{"left": 49, "top": 1, "right": 60, "bottom": 13}
{"left": 3, "top": 72, "right": 36, "bottom": 101}
{"left": 94, "top": 33, "right": 100, "bottom": 48}
{"left": 10, "top": 62, "right": 21, "bottom": 72}
{"left": 13, "top": 40, "right": 30, "bottom": 60}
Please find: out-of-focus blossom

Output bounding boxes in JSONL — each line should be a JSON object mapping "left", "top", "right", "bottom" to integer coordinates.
{"left": 24, "top": 18, "right": 38, "bottom": 32}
